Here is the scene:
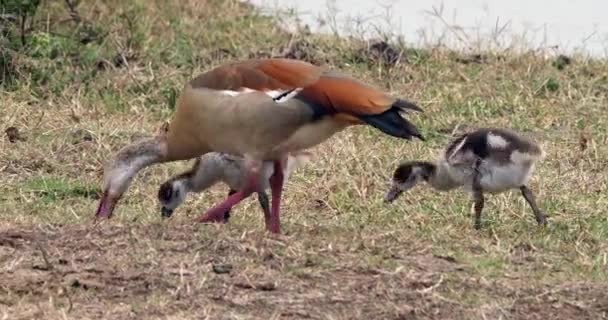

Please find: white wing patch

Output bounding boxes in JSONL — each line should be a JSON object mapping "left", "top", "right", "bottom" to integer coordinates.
{"left": 219, "top": 88, "right": 257, "bottom": 96}
{"left": 264, "top": 90, "right": 283, "bottom": 98}
{"left": 487, "top": 133, "right": 509, "bottom": 149}
{"left": 272, "top": 88, "right": 303, "bottom": 103}
{"left": 218, "top": 87, "right": 303, "bottom": 103}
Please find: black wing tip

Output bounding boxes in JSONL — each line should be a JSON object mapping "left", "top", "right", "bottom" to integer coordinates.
{"left": 409, "top": 129, "right": 425, "bottom": 141}
{"left": 392, "top": 99, "right": 425, "bottom": 140}
{"left": 359, "top": 108, "right": 425, "bottom": 141}
{"left": 400, "top": 128, "right": 426, "bottom": 141}
{"left": 393, "top": 99, "right": 424, "bottom": 113}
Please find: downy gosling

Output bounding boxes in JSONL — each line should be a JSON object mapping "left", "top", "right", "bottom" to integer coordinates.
{"left": 385, "top": 127, "right": 547, "bottom": 229}
{"left": 157, "top": 151, "right": 311, "bottom": 223}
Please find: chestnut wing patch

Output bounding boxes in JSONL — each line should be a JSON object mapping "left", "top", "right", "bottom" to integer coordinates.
{"left": 189, "top": 58, "right": 322, "bottom": 92}
{"left": 297, "top": 76, "right": 394, "bottom": 115}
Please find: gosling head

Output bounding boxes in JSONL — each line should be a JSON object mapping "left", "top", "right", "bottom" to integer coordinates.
{"left": 157, "top": 179, "right": 189, "bottom": 218}
{"left": 384, "top": 161, "right": 435, "bottom": 202}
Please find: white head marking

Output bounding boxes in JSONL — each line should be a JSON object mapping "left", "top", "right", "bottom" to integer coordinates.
{"left": 487, "top": 133, "right": 509, "bottom": 149}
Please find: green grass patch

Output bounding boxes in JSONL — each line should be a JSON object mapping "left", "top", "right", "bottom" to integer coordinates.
{"left": 23, "top": 177, "right": 101, "bottom": 203}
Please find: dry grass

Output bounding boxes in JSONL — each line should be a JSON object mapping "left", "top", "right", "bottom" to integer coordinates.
{"left": 1, "top": 0, "right": 608, "bottom": 319}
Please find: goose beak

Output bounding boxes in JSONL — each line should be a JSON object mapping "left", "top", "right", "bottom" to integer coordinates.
{"left": 384, "top": 185, "right": 403, "bottom": 203}
{"left": 95, "top": 191, "right": 118, "bottom": 219}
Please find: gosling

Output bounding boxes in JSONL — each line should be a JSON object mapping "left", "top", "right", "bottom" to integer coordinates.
{"left": 157, "top": 151, "right": 311, "bottom": 224}
{"left": 385, "top": 127, "right": 547, "bottom": 229}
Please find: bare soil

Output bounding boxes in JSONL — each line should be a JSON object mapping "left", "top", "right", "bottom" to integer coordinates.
{"left": 1, "top": 223, "right": 606, "bottom": 319}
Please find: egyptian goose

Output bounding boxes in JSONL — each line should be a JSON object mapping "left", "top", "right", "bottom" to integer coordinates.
{"left": 157, "top": 151, "right": 311, "bottom": 224}
{"left": 384, "top": 128, "right": 547, "bottom": 229}
{"left": 95, "top": 58, "right": 424, "bottom": 234}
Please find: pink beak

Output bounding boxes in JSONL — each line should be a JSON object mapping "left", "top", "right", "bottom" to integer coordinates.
{"left": 95, "top": 191, "right": 118, "bottom": 219}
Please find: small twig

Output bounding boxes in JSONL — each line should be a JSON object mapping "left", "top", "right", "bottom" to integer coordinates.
{"left": 36, "top": 241, "right": 54, "bottom": 271}
{"left": 35, "top": 240, "right": 75, "bottom": 313}
{"left": 33, "top": 110, "right": 47, "bottom": 131}
{"left": 417, "top": 274, "right": 444, "bottom": 294}
{"left": 64, "top": 0, "right": 82, "bottom": 23}
{"left": 563, "top": 300, "right": 588, "bottom": 311}
{"left": 20, "top": 15, "right": 27, "bottom": 46}
{"left": 121, "top": 12, "right": 136, "bottom": 49}
{"left": 44, "top": 31, "right": 73, "bottom": 39}
{"left": 65, "top": 289, "right": 73, "bottom": 313}
{"left": 432, "top": 292, "right": 466, "bottom": 306}
{"left": 456, "top": 70, "right": 470, "bottom": 82}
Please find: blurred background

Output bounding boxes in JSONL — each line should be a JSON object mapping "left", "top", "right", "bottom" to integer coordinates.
{"left": 250, "top": 0, "right": 608, "bottom": 57}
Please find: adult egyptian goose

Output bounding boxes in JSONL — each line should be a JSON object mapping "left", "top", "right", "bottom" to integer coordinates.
{"left": 95, "top": 58, "right": 424, "bottom": 234}
{"left": 157, "top": 151, "right": 311, "bottom": 224}
{"left": 384, "top": 128, "right": 547, "bottom": 229}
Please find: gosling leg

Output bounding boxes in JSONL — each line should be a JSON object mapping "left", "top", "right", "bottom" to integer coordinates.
{"left": 472, "top": 160, "right": 484, "bottom": 230}
{"left": 520, "top": 185, "right": 547, "bottom": 226}
{"left": 472, "top": 188, "right": 485, "bottom": 230}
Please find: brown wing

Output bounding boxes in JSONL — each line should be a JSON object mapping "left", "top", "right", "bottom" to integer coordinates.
{"left": 190, "top": 58, "right": 400, "bottom": 116}
{"left": 188, "top": 58, "right": 322, "bottom": 92}
{"left": 298, "top": 74, "right": 396, "bottom": 116}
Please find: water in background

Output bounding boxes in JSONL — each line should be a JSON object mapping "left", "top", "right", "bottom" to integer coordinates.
{"left": 246, "top": 0, "right": 608, "bottom": 57}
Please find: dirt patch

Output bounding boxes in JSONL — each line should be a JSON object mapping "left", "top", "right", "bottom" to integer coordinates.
{"left": 0, "top": 223, "right": 606, "bottom": 319}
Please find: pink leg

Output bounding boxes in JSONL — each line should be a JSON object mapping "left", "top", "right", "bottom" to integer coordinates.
{"left": 195, "top": 169, "right": 259, "bottom": 223}
{"left": 267, "top": 159, "right": 286, "bottom": 234}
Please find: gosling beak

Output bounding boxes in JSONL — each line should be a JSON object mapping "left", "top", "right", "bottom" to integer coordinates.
{"left": 161, "top": 207, "right": 174, "bottom": 218}
{"left": 384, "top": 185, "right": 403, "bottom": 203}
{"left": 95, "top": 191, "right": 118, "bottom": 218}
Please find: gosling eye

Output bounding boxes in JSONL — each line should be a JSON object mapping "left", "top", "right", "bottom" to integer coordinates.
{"left": 158, "top": 183, "right": 173, "bottom": 202}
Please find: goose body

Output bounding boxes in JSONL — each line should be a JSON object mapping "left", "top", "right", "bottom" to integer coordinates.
{"left": 164, "top": 60, "right": 423, "bottom": 160}
{"left": 95, "top": 58, "right": 424, "bottom": 234}
{"left": 157, "top": 151, "right": 311, "bottom": 223}
{"left": 385, "top": 128, "right": 547, "bottom": 229}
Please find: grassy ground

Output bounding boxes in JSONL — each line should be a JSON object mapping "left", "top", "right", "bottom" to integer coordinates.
{"left": 1, "top": 0, "right": 607, "bottom": 319}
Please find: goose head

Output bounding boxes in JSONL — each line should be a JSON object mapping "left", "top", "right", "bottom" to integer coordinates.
{"left": 96, "top": 136, "right": 169, "bottom": 219}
